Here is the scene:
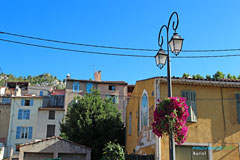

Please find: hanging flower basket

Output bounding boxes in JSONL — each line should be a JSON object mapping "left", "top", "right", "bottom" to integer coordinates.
{"left": 152, "top": 97, "right": 189, "bottom": 145}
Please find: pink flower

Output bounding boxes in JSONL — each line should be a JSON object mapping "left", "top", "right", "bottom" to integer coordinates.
{"left": 152, "top": 97, "right": 189, "bottom": 144}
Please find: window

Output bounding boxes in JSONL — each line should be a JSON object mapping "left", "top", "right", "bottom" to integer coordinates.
{"left": 129, "top": 112, "right": 132, "bottom": 135}
{"left": 21, "top": 99, "right": 34, "bottom": 106}
{"left": 18, "top": 109, "right": 30, "bottom": 120}
{"left": 15, "top": 144, "right": 20, "bottom": 152}
{"left": 109, "top": 85, "right": 116, "bottom": 91}
{"left": 49, "top": 111, "right": 55, "bottom": 120}
{"left": 40, "top": 91, "right": 43, "bottom": 96}
{"left": 73, "top": 82, "right": 80, "bottom": 93}
{"left": 235, "top": 94, "right": 240, "bottom": 124}
{"left": 16, "top": 126, "right": 32, "bottom": 139}
{"left": 181, "top": 91, "right": 197, "bottom": 122}
{"left": 2, "top": 98, "right": 10, "bottom": 104}
{"left": 107, "top": 95, "right": 118, "bottom": 104}
{"left": 46, "top": 125, "right": 55, "bottom": 137}
{"left": 86, "top": 83, "right": 93, "bottom": 93}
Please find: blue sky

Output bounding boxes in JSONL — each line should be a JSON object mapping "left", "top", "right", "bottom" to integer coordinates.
{"left": 0, "top": 0, "right": 240, "bottom": 84}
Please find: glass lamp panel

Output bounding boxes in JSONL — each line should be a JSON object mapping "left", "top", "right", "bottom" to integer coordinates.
{"left": 159, "top": 54, "right": 167, "bottom": 65}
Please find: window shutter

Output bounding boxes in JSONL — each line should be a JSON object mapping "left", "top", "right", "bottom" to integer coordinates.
{"left": 86, "top": 83, "right": 93, "bottom": 93}
{"left": 18, "top": 109, "right": 23, "bottom": 120}
{"left": 191, "top": 92, "right": 197, "bottom": 121}
{"left": 21, "top": 99, "right": 25, "bottom": 106}
{"left": 16, "top": 126, "right": 21, "bottom": 139}
{"left": 72, "top": 83, "right": 75, "bottom": 92}
{"left": 30, "top": 99, "right": 34, "bottom": 106}
{"left": 40, "top": 91, "right": 43, "bottom": 96}
{"left": 181, "top": 91, "right": 191, "bottom": 121}
{"left": 235, "top": 94, "right": 240, "bottom": 124}
{"left": 25, "top": 110, "right": 30, "bottom": 119}
{"left": 115, "top": 96, "right": 118, "bottom": 104}
{"left": 28, "top": 127, "right": 32, "bottom": 139}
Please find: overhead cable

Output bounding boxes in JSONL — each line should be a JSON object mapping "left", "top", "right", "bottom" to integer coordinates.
{"left": 2, "top": 31, "right": 240, "bottom": 53}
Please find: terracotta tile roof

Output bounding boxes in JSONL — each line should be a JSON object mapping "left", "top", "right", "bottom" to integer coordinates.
{"left": 51, "top": 90, "right": 65, "bottom": 95}
{"left": 67, "top": 78, "right": 128, "bottom": 85}
{"left": 19, "top": 136, "right": 91, "bottom": 150}
{"left": 137, "top": 76, "right": 240, "bottom": 88}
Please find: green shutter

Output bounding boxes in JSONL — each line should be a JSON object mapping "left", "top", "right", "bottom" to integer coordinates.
{"left": 191, "top": 91, "right": 197, "bottom": 121}
{"left": 181, "top": 90, "right": 197, "bottom": 122}
{"left": 235, "top": 94, "right": 240, "bottom": 124}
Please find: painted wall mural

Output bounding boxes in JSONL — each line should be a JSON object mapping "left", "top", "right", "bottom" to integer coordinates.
{"left": 136, "top": 89, "right": 155, "bottom": 152}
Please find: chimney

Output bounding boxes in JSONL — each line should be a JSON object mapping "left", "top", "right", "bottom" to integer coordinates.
{"left": 66, "top": 74, "right": 70, "bottom": 79}
{"left": 15, "top": 85, "right": 21, "bottom": 96}
{"left": 94, "top": 71, "right": 101, "bottom": 81}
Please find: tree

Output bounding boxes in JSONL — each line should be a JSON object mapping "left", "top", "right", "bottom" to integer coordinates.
{"left": 182, "top": 73, "right": 190, "bottom": 78}
{"left": 206, "top": 75, "right": 211, "bottom": 80}
{"left": 101, "top": 141, "right": 125, "bottom": 160}
{"left": 60, "top": 90, "right": 125, "bottom": 160}
{"left": 213, "top": 71, "right": 225, "bottom": 80}
{"left": 196, "top": 74, "right": 204, "bottom": 80}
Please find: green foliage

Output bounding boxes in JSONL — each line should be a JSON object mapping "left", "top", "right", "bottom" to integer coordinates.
{"left": 182, "top": 73, "right": 190, "bottom": 78}
{"left": 60, "top": 90, "right": 125, "bottom": 160}
{"left": 206, "top": 75, "right": 211, "bottom": 80}
{"left": 101, "top": 141, "right": 125, "bottom": 160}
{"left": 196, "top": 74, "right": 204, "bottom": 80}
{"left": 213, "top": 71, "right": 225, "bottom": 80}
{"left": 0, "top": 73, "right": 64, "bottom": 88}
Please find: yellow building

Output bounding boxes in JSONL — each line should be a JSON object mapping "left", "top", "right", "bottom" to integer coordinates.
{"left": 126, "top": 77, "right": 240, "bottom": 160}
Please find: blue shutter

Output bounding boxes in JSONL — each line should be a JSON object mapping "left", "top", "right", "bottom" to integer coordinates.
{"left": 23, "top": 110, "right": 30, "bottom": 119}
{"left": 18, "top": 109, "right": 23, "bottom": 120}
{"left": 26, "top": 110, "right": 30, "bottom": 119}
{"left": 30, "top": 99, "right": 34, "bottom": 106}
{"left": 235, "top": 94, "right": 240, "bottom": 124}
{"left": 28, "top": 127, "right": 32, "bottom": 139}
{"left": 21, "top": 99, "right": 25, "bottom": 106}
{"left": 40, "top": 91, "right": 43, "bottom": 96}
{"left": 86, "top": 83, "right": 93, "bottom": 93}
{"left": 76, "top": 83, "right": 79, "bottom": 92}
{"left": 16, "top": 126, "right": 21, "bottom": 139}
{"left": 115, "top": 96, "right": 118, "bottom": 104}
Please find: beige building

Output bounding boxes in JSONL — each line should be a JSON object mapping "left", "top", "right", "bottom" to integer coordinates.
{"left": 0, "top": 96, "right": 11, "bottom": 145}
{"left": 64, "top": 71, "right": 128, "bottom": 123}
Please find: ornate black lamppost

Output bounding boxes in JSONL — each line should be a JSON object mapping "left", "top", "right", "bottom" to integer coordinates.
{"left": 155, "top": 12, "right": 184, "bottom": 160}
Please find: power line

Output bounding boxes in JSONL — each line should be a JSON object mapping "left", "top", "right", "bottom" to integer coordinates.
{"left": 0, "top": 38, "right": 153, "bottom": 58}
{"left": 1, "top": 38, "right": 240, "bottom": 59}
{"left": 2, "top": 31, "right": 240, "bottom": 53}
{"left": 0, "top": 31, "right": 157, "bottom": 52}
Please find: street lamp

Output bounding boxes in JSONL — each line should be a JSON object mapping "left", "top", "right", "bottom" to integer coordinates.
{"left": 155, "top": 12, "right": 184, "bottom": 160}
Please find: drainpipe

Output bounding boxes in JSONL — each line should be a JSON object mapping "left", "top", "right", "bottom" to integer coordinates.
{"left": 220, "top": 87, "right": 226, "bottom": 140}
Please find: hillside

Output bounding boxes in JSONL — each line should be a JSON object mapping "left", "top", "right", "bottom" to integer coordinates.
{"left": 0, "top": 73, "right": 65, "bottom": 89}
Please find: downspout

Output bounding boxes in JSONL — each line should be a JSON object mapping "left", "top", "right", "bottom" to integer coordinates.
{"left": 155, "top": 79, "right": 161, "bottom": 160}
{"left": 220, "top": 87, "right": 226, "bottom": 141}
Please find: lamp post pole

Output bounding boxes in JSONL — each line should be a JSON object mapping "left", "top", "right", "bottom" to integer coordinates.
{"left": 155, "top": 11, "right": 184, "bottom": 160}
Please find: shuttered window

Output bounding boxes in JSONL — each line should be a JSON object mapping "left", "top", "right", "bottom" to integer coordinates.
{"left": 235, "top": 94, "right": 240, "bottom": 124}
{"left": 86, "top": 83, "right": 93, "bottom": 93}
{"left": 49, "top": 111, "right": 55, "bottom": 120}
{"left": 181, "top": 90, "right": 197, "bottom": 122}
{"left": 16, "top": 126, "right": 32, "bottom": 139}
{"left": 47, "top": 125, "right": 55, "bottom": 137}
{"left": 21, "top": 99, "right": 34, "bottom": 106}
{"left": 73, "top": 82, "right": 80, "bottom": 92}
{"left": 18, "top": 109, "right": 30, "bottom": 120}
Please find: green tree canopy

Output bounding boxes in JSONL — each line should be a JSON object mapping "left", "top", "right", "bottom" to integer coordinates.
{"left": 101, "top": 141, "right": 125, "bottom": 160}
{"left": 60, "top": 90, "right": 125, "bottom": 160}
{"left": 213, "top": 71, "right": 225, "bottom": 80}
